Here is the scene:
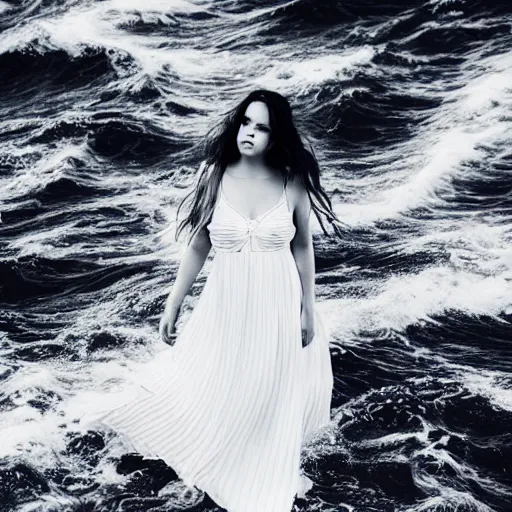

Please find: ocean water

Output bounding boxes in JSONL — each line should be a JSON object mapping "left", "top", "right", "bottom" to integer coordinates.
{"left": 0, "top": 0, "right": 511, "bottom": 511}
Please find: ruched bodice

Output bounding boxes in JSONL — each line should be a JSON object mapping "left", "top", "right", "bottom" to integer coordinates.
{"left": 207, "top": 180, "right": 296, "bottom": 253}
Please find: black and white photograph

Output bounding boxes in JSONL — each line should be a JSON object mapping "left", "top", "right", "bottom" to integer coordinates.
{"left": 0, "top": 0, "right": 511, "bottom": 511}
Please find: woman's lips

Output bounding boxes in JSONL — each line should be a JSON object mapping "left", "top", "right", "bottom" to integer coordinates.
{"left": 242, "top": 140, "right": 253, "bottom": 146}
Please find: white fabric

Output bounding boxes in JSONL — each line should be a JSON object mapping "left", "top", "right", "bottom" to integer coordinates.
{"left": 83, "top": 179, "right": 334, "bottom": 512}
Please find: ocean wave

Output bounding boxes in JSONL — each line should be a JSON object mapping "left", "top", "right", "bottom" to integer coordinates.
{"left": 0, "top": 47, "right": 115, "bottom": 94}
{"left": 0, "top": 256, "right": 153, "bottom": 303}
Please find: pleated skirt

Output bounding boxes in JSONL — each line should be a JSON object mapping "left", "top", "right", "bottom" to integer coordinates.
{"left": 83, "top": 248, "right": 333, "bottom": 512}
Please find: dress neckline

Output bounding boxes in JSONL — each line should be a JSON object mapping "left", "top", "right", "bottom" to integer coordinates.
{"left": 220, "top": 180, "right": 286, "bottom": 222}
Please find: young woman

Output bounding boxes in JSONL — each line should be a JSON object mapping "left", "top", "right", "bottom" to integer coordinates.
{"left": 90, "top": 89, "right": 343, "bottom": 512}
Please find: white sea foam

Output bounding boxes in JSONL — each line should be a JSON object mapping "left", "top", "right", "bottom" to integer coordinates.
{"left": 323, "top": 262, "right": 511, "bottom": 347}
{"left": 258, "top": 46, "right": 376, "bottom": 96}
{"left": 0, "top": 0, "right": 11, "bottom": 14}
{"left": 0, "top": 0, "right": 208, "bottom": 76}
{"left": 0, "top": 142, "right": 88, "bottom": 201}
{"left": 332, "top": 49, "right": 512, "bottom": 225}
{"left": 457, "top": 368, "right": 512, "bottom": 412}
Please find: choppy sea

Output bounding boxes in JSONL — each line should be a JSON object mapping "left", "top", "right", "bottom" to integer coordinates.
{"left": 1, "top": 0, "right": 511, "bottom": 511}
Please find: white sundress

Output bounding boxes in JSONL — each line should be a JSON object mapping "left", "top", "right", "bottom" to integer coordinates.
{"left": 83, "top": 176, "right": 334, "bottom": 512}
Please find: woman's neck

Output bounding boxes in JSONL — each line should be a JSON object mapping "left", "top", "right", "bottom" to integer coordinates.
{"left": 229, "top": 156, "right": 274, "bottom": 179}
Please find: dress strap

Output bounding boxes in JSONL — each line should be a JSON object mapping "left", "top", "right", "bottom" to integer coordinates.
{"left": 283, "top": 179, "right": 290, "bottom": 213}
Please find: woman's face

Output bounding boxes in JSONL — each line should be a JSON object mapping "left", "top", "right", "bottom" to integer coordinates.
{"left": 236, "top": 101, "right": 272, "bottom": 158}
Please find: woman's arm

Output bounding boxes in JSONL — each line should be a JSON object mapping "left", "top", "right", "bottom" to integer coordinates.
{"left": 290, "top": 181, "right": 315, "bottom": 313}
{"left": 165, "top": 225, "right": 212, "bottom": 311}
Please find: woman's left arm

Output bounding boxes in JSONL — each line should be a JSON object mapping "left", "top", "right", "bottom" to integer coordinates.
{"left": 290, "top": 181, "right": 316, "bottom": 345}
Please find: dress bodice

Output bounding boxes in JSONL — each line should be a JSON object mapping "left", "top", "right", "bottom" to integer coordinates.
{"left": 207, "top": 181, "right": 296, "bottom": 253}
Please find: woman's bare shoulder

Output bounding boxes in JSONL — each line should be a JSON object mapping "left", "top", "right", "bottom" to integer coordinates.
{"left": 286, "top": 174, "right": 307, "bottom": 209}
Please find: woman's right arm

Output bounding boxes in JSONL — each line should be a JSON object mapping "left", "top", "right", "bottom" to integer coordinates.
{"left": 164, "top": 225, "right": 212, "bottom": 312}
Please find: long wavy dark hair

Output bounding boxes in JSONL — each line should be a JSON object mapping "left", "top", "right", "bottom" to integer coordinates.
{"left": 175, "top": 89, "right": 344, "bottom": 244}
